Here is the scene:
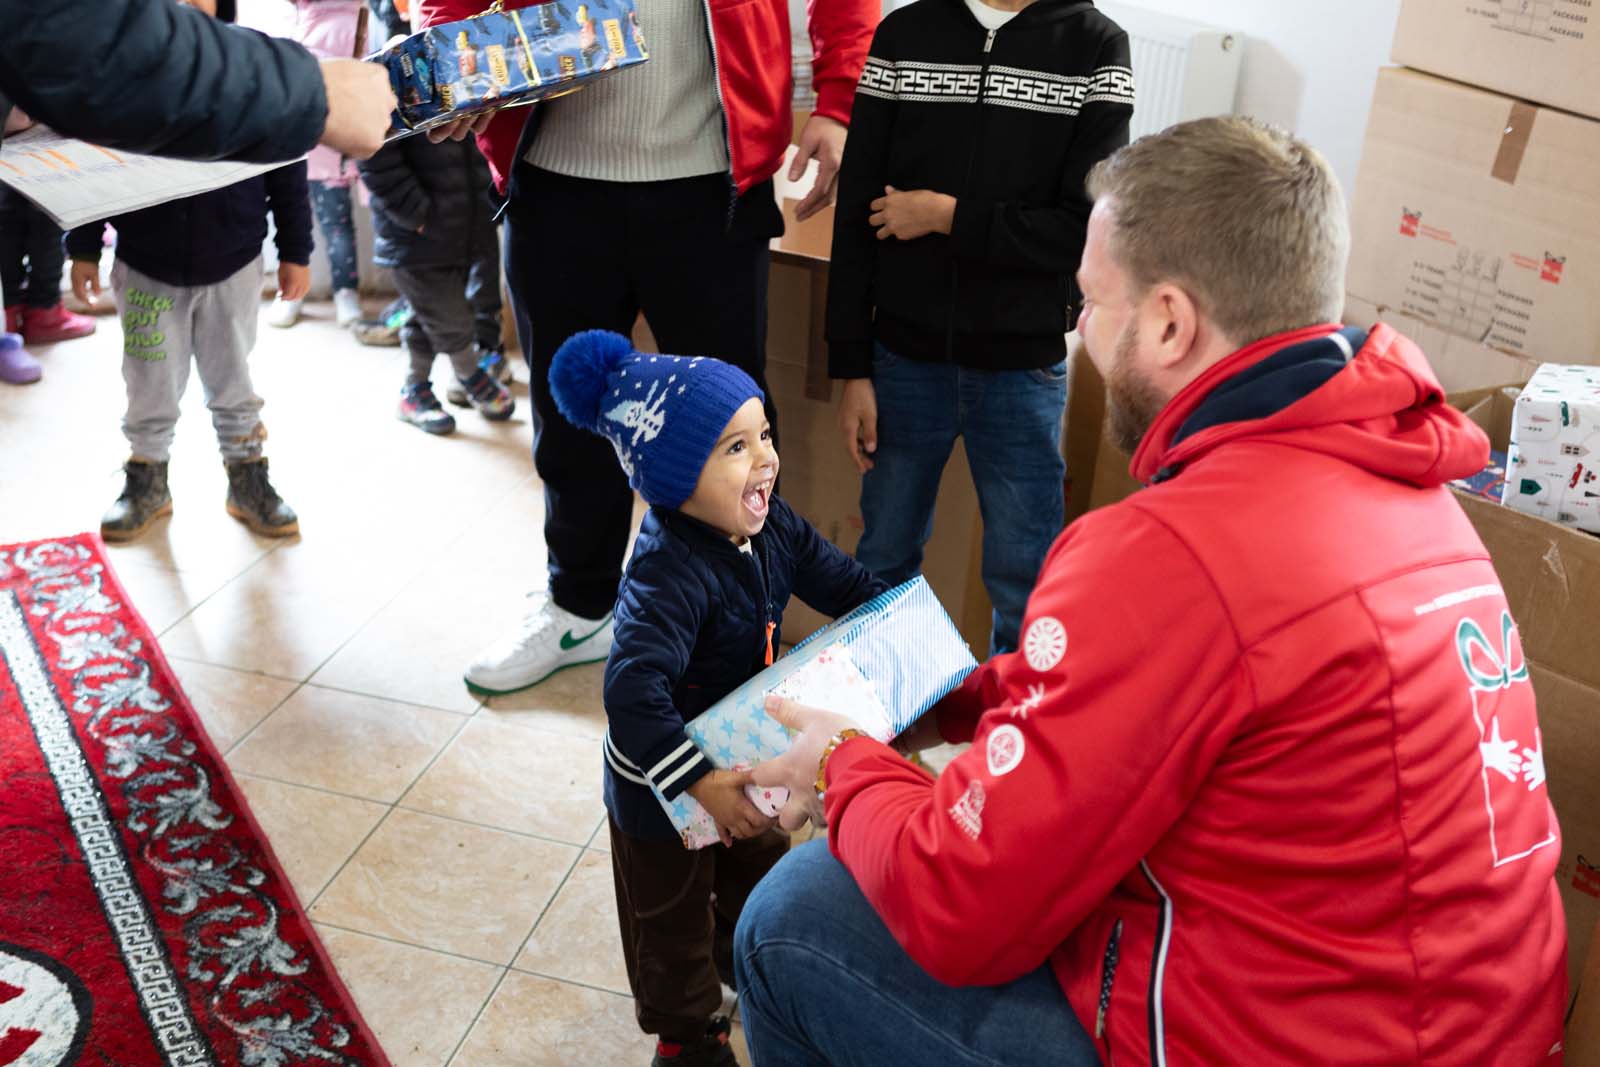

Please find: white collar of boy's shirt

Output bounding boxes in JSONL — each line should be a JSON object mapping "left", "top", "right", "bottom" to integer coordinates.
{"left": 964, "top": 0, "right": 1021, "bottom": 30}
{"left": 738, "top": 539, "right": 754, "bottom": 555}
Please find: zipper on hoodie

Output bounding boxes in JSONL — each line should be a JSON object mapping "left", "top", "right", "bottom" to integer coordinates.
{"left": 698, "top": 0, "right": 741, "bottom": 227}
{"left": 947, "top": 20, "right": 1003, "bottom": 362}
{"left": 1094, "top": 918, "right": 1124, "bottom": 1059}
{"left": 749, "top": 535, "right": 776, "bottom": 667}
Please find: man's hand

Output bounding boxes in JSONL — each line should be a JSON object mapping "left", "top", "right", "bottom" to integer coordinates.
{"left": 751, "top": 696, "right": 862, "bottom": 833}
{"left": 69, "top": 261, "right": 102, "bottom": 308}
{"left": 3, "top": 106, "right": 33, "bottom": 136}
{"left": 869, "top": 186, "right": 956, "bottom": 242}
{"left": 319, "top": 58, "right": 398, "bottom": 160}
{"left": 277, "top": 262, "right": 311, "bottom": 303}
{"left": 426, "top": 111, "right": 496, "bottom": 144}
{"left": 686, "top": 769, "right": 776, "bottom": 846}
{"left": 791, "top": 114, "right": 847, "bottom": 222}
{"left": 837, "top": 378, "right": 878, "bottom": 475}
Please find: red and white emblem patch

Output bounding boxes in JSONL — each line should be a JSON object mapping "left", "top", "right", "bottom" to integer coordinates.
{"left": 986, "top": 724, "right": 1025, "bottom": 777}
{"left": 1023, "top": 617, "right": 1067, "bottom": 673}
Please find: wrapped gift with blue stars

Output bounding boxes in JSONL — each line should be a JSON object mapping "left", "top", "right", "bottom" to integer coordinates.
{"left": 652, "top": 577, "right": 979, "bottom": 849}
{"left": 375, "top": 0, "right": 650, "bottom": 139}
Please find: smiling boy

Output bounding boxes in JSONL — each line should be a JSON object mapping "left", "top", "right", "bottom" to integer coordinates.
{"left": 548, "top": 329, "right": 887, "bottom": 1066}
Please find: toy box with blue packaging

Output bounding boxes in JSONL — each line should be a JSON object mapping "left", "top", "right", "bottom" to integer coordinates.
{"left": 651, "top": 576, "right": 979, "bottom": 850}
{"left": 375, "top": 0, "right": 649, "bottom": 138}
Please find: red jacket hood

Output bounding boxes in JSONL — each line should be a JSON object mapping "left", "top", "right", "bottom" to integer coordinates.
{"left": 1130, "top": 323, "right": 1490, "bottom": 491}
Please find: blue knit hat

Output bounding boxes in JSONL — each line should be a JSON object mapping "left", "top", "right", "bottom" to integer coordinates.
{"left": 549, "top": 330, "right": 766, "bottom": 509}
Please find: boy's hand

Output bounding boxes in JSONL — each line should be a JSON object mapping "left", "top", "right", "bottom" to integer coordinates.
{"left": 837, "top": 378, "right": 878, "bottom": 475}
{"left": 791, "top": 114, "right": 846, "bottom": 222}
{"left": 869, "top": 187, "right": 956, "bottom": 242}
{"left": 69, "top": 261, "right": 102, "bottom": 308}
{"left": 3, "top": 106, "right": 34, "bottom": 135}
{"left": 686, "top": 769, "right": 776, "bottom": 846}
{"left": 277, "top": 262, "right": 311, "bottom": 303}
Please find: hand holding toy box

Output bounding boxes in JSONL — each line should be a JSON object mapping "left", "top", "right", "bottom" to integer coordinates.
{"left": 375, "top": 0, "right": 650, "bottom": 138}
{"left": 1505, "top": 363, "right": 1600, "bottom": 534}
{"left": 653, "top": 577, "right": 979, "bottom": 850}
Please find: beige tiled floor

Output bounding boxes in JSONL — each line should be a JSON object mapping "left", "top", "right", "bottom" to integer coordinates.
{"left": 0, "top": 298, "right": 751, "bottom": 1066}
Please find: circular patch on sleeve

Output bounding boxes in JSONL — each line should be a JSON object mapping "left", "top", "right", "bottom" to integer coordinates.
{"left": 986, "top": 724, "right": 1026, "bottom": 777}
{"left": 1023, "top": 616, "right": 1068, "bottom": 672}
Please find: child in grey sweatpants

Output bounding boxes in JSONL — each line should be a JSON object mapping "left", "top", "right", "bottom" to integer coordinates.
{"left": 67, "top": 160, "right": 312, "bottom": 543}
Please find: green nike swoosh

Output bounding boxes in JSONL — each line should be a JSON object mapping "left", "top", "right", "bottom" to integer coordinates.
{"left": 560, "top": 619, "right": 611, "bottom": 651}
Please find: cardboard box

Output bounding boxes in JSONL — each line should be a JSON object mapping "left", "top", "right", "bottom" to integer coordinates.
{"left": 1063, "top": 347, "right": 1142, "bottom": 517}
{"left": 1505, "top": 364, "right": 1600, "bottom": 532}
{"left": 377, "top": 0, "right": 648, "bottom": 137}
{"left": 1391, "top": 0, "right": 1600, "bottom": 124}
{"left": 653, "top": 577, "right": 978, "bottom": 848}
{"left": 1343, "top": 293, "right": 1539, "bottom": 394}
{"left": 1453, "top": 383, "right": 1600, "bottom": 993}
{"left": 1572, "top": 916, "right": 1600, "bottom": 1065}
{"left": 1347, "top": 68, "right": 1600, "bottom": 367}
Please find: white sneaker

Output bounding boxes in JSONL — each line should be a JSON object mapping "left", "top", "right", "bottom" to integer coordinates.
{"left": 267, "top": 296, "right": 302, "bottom": 328}
{"left": 464, "top": 594, "right": 615, "bottom": 695}
{"left": 334, "top": 288, "right": 363, "bottom": 327}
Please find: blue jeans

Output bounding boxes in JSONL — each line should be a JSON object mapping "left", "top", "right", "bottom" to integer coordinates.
{"left": 856, "top": 346, "right": 1067, "bottom": 654}
{"left": 734, "top": 842, "right": 1099, "bottom": 1067}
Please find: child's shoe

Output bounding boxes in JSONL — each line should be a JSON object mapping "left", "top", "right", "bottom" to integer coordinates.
{"left": 397, "top": 382, "right": 457, "bottom": 435}
{"left": 224, "top": 458, "right": 299, "bottom": 537}
{"left": 267, "top": 295, "right": 302, "bottom": 328}
{"left": 446, "top": 348, "right": 514, "bottom": 406}
{"left": 651, "top": 1017, "right": 737, "bottom": 1067}
{"left": 101, "top": 459, "right": 172, "bottom": 542}
{"left": 456, "top": 368, "right": 514, "bottom": 421}
{"left": 22, "top": 302, "right": 96, "bottom": 343}
{"left": 0, "top": 333, "right": 41, "bottom": 385}
{"left": 333, "top": 288, "right": 363, "bottom": 328}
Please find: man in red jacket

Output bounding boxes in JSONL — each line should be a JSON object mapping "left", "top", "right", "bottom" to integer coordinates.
{"left": 422, "top": 0, "right": 879, "bottom": 698}
{"left": 738, "top": 117, "right": 1569, "bottom": 1066}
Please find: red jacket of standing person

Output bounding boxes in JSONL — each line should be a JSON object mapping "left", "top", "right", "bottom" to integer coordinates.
{"left": 824, "top": 323, "right": 1569, "bottom": 1066}
{"left": 416, "top": 0, "right": 878, "bottom": 196}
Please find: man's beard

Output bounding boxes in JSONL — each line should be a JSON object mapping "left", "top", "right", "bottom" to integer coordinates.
{"left": 1105, "top": 321, "right": 1168, "bottom": 456}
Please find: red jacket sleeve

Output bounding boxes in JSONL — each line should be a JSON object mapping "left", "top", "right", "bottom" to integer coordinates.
{"left": 805, "top": 0, "right": 877, "bottom": 126}
{"left": 823, "top": 504, "right": 1256, "bottom": 987}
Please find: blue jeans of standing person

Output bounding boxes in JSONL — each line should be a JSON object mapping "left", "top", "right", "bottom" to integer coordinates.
{"left": 855, "top": 345, "right": 1068, "bottom": 654}
{"left": 734, "top": 842, "right": 1100, "bottom": 1067}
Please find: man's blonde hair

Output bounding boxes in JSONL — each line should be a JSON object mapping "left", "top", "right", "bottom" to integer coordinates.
{"left": 1085, "top": 117, "right": 1349, "bottom": 347}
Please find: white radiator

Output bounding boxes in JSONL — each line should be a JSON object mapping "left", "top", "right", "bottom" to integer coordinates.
{"left": 1096, "top": 1, "right": 1244, "bottom": 141}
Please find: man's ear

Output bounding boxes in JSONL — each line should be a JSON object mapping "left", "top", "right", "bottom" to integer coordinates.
{"left": 1143, "top": 282, "right": 1201, "bottom": 376}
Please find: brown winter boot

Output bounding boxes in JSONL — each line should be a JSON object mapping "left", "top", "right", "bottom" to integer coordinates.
{"left": 100, "top": 459, "right": 173, "bottom": 543}
{"left": 224, "top": 458, "right": 299, "bottom": 537}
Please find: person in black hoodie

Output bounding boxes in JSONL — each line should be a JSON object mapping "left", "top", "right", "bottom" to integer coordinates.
{"left": 358, "top": 129, "right": 513, "bottom": 435}
{"left": 65, "top": 0, "right": 309, "bottom": 544}
{"left": 826, "top": 0, "right": 1133, "bottom": 654}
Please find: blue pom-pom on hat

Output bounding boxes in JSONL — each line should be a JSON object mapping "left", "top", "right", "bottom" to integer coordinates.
{"left": 548, "top": 330, "right": 765, "bottom": 509}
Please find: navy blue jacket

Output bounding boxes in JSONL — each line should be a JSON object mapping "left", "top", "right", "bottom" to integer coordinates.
{"left": 66, "top": 163, "right": 313, "bottom": 289}
{"left": 603, "top": 496, "right": 888, "bottom": 840}
{"left": 0, "top": 0, "right": 325, "bottom": 163}
{"left": 358, "top": 135, "right": 498, "bottom": 270}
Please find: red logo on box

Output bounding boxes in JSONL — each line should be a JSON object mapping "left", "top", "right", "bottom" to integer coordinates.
{"left": 1541, "top": 253, "right": 1565, "bottom": 284}
{"left": 1399, "top": 208, "right": 1421, "bottom": 237}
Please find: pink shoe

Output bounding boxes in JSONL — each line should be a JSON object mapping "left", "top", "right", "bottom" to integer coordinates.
{"left": 0, "top": 333, "right": 41, "bottom": 385}
{"left": 23, "top": 302, "right": 96, "bottom": 344}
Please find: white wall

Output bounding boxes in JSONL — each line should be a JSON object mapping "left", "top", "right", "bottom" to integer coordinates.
{"left": 1098, "top": 0, "right": 1401, "bottom": 198}
{"left": 876, "top": 0, "right": 1402, "bottom": 201}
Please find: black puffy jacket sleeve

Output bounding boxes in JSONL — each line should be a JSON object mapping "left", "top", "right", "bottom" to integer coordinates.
{"left": 0, "top": 0, "right": 327, "bottom": 163}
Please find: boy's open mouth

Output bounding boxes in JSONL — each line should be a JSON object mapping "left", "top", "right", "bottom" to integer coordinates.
{"left": 742, "top": 476, "right": 773, "bottom": 522}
